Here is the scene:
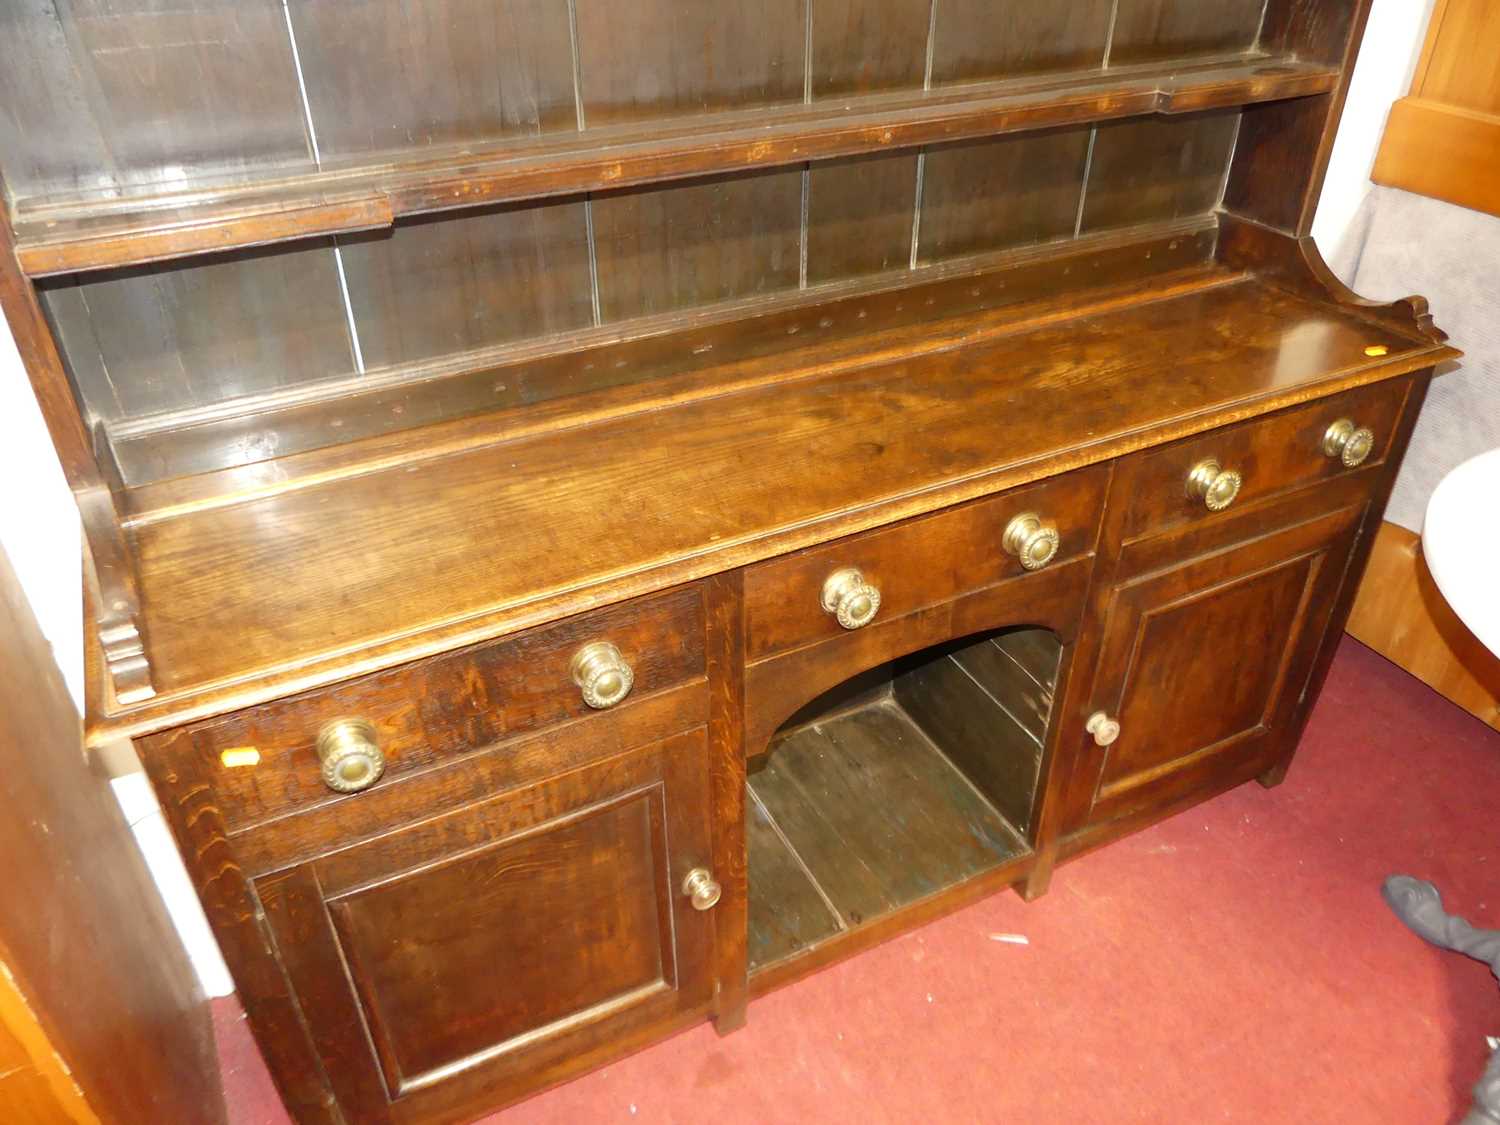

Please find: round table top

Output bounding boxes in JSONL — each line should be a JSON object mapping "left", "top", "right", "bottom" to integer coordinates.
{"left": 1423, "top": 447, "right": 1500, "bottom": 658}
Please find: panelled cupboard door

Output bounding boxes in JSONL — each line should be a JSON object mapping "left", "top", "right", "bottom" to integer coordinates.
{"left": 1076, "top": 503, "right": 1365, "bottom": 829}
{"left": 256, "top": 729, "right": 716, "bottom": 1123}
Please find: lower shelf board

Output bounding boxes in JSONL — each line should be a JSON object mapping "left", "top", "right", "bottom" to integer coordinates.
{"left": 746, "top": 698, "right": 1031, "bottom": 975}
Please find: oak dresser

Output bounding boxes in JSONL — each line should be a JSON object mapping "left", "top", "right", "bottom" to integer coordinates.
{"left": 0, "top": 1, "right": 1456, "bottom": 1121}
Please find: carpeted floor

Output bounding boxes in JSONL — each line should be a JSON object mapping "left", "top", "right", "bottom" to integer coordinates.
{"left": 214, "top": 637, "right": 1500, "bottom": 1124}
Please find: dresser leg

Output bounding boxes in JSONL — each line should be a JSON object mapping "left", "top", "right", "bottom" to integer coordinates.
{"left": 712, "top": 1003, "right": 749, "bottom": 1036}
{"left": 1256, "top": 759, "right": 1292, "bottom": 789}
{"left": 1020, "top": 852, "right": 1055, "bottom": 901}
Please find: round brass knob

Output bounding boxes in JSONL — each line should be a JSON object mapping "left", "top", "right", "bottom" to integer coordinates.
{"left": 820, "top": 567, "right": 881, "bottom": 630}
{"left": 571, "top": 642, "right": 635, "bottom": 709}
{"left": 1186, "top": 458, "right": 1243, "bottom": 512}
{"left": 1086, "top": 711, "right": 1121, "bottom": 748}
{"left": 316, "top": 720, "right": 385, "bottom": 794}
{"left": 1323, "top": 418, "right": 1375, "bottom": 468}
{"left": 682, "top": 867, "right": 721, "bottom": 911}
{"left": 1003, "top": 512, "right": 1061, "bottom": 571}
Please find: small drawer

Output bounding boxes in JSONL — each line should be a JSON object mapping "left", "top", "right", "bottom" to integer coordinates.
{"left": 744, "top": 465, "right": 1108, "bottom": 662}
{"left": 161, "top": 584, "right": 706, "bottom": 833}
{"left": 1116, "top": 379, "right": 1410, "bottom": 543}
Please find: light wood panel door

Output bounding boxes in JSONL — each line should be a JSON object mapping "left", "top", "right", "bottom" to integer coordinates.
{"left": 256, "top": 729, "right": 717, "bottom": 1123}
{"left": 1373, "top": 0, "right": 1500, "bottom": 218}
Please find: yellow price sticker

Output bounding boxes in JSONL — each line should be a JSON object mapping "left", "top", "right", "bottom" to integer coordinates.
{"left": 220, "top": 747, "right": 261, "bottom": 768}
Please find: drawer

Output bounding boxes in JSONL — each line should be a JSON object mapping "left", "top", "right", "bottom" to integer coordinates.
{"left": 1116, "top": 378, "right": 1410, "bottom": 543}
{"left": 744, "top": 465, "right": 1108, "bottom": 663}
{"left": 157, "top": 584, "right": 706, "bottom": 834}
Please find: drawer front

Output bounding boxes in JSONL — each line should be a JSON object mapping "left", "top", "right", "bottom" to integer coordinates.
{"left": 1116, "top": 379, "right": 1409, "bottom": 542}
{"left": 156, "top": 584, "right": 706, "bottom": 834}
{"left": 743, "top": 465, "right": 1108, "bottom": 663}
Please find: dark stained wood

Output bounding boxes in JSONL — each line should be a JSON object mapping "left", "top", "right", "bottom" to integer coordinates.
{"left": 338, "top": 201, "right": 594, "bottom": 370}
{"left": 1110, "top": 0, "right": 1269, "bottom": 65}
{"left": 930, "top": 0, "right": 1113, "bottom": 86}
{"left": 811, "top": 0, "right": 931, "bottom": 99}
{"left": 109, "top": 223, "right": 1219, "bottom": 487}
{"left": 286, "top": 0, "right": 578, "bottom": 161}
{"left": 918, "top": 128, "right": 1091, "bottom": 263}
{"left": 0, "top": 8, "right": 1454, "bottom": 1121}
{"left": 704, "top": 572, "right": 751, "bottom": 1031}
{"left": 156, "top": 585, "right": 704, "bottom": 834}
{"left": 592, "top": 169, "right": 803, "bottom": 321}
{"left": 0, "top": 0, "right": 311, "bottom": 205}
{"left": 10, "top": 56, "right": 1340, "bottom": 277}
{"left": 745, "top": 788, "right": 844, "bottom": 971}
{"left": 750, "top": 701, "right": 1028, "bottom": 928}
{"left": 574, "top": 0, "right": 807, "bottom": 127}
{"left": 1114, "top": 378, "right": 1410, "bottom": 543}
{"left": 0, "top": 545, "right": 224, "bottom": 1125}
{"left": 743, "top": 466, "right": 1107, "bottom": 663}
{"left": 40, "top": 242, "right": 354, "bottom": 421}
{"left": 256, "top": 730, "right": 717, "bottom": 1123}
{"left": 98, "top": 278, "right": 1447, "bottom": 730}
{"left": 1080, "top": 111, "right": 1242, "bottom": 232}
{"left": 806, "top": 153, "right": 919, "bottom": 284}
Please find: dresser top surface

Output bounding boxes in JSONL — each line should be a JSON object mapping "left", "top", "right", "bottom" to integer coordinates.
{"left": 94, "top": 271, "right": 1450, "bottom": 739}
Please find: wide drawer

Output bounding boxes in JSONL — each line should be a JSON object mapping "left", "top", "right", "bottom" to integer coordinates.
{"left": 149, "top": 584, "right": 707, "bottom": 834}
{"left": 743, "top": 464, "right": 1109, "bottom": 662}
{"left": 1115, "top": 379, "right": 1410, "bottom": 543}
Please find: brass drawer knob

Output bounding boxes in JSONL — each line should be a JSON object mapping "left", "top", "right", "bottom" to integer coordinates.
{"left": 1086, "top": 711, "right": 1121, "bottom": 748}
{"left": 821, "top": 567, "right": 881, "bottom": 630}
{"left": 682, "top": 867, "right": 722, "bottom": 911}
{"left": 1003, "top": 512, "right": 1061, "bottom": 571}
{"left": 571, "top": 642, "right": 635, "bottom": 709}
{"left": 1323, "top": 418, "right": 1375, "bottom": 468}
{"left": 316, "top": 720, "right": 385, "bottom": 794}
{"left": 1186, "top": 458, "right": 1243, "bottom": 512}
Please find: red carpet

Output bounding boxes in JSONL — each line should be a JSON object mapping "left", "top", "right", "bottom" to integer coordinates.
{"left": 215, "top": 637, "right": 1500, "bottom": 1124}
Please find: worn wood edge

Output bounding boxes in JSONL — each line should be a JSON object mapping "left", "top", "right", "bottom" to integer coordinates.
{"left": 125, "top": 244, "right": 1234, "bottom": 527}
{"left": 85, "top": 348, "right": 1448, "bottom": 747}
{"left": 0, "top": 945, "right": 103, "bottom": 1124}
{"left": 16, "top": 196, "right": 394, "bottom": 278}
{"left": 11, "top": 55, "right": 1335, "bottom": 277}
{"left": 1217, "top": 212, "right": 1459, "bottom": 351}
{"left": 1371, "top": 98, "right": 1500, "bottom": 222}
{"left": 747, "top": 849, "right": 1036, "bottom": 999}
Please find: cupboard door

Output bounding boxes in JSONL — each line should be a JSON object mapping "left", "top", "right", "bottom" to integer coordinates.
{"left": 1077, "top": 503, "right": 1365, "bottom": 829}
{"left": 256, "top": 729, "right": 716, "bottom": 1123}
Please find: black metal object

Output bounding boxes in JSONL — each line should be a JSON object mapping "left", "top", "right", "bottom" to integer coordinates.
{"left": 1384, "top": 876, "right": 1500, "bottom": 1125}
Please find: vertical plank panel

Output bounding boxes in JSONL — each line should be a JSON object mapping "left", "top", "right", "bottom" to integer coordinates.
{"left": 1080, "top": 112, "right": 1241, "bottom": 232}
{"left": 592, "top": 171, "right": 803, "bottom": 321}
{"left": 810, "top": 0, "right": 931, "bottom": 99}
{"left": 806, "top": 154, "right": 920, "bottom": 284}
{"left": 40, "top": 244, "right": 354, "bottom": 420}
{"left": 338, "top": 201, "right": 595, "bottom": 371}
{"left": 0, "top": 0, "right": 311, "bottom": 203}
{"left": 286, "top": 0, "right": 578, "bottom": 162}
{"left": 575, "top": 0, "right": 807, "bottom": 127}
{"left": 1110, "top": 0, "right": 1268, "bottom": 65}
{"left": 918, "top": 129, "right": 1091, "bottom": 264}
{"left": 929, "top": 1, "right": 1113, "bottom": 86}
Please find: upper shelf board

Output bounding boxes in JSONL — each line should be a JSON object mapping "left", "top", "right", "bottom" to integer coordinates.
{"left": 11, "top": 54, "right": 1336, "bottom": 278}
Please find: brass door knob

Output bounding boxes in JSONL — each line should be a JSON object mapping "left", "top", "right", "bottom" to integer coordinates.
{"left": 1003, "top": 512, "right": 1061, "bottom": 571}
{"left": 571, "top": 642, "right": 635, "bottom": 709}
{"left": 682, "top": 868, "right": 722, "bottom": 911}
{"left": 1323, "top": 418, "right": 1375, "bottom": 468}
{"left": 316, "top": 720, "right": 385, "bottom": 793}
{"left": 821, "top": 567, "right": 881, "bottom": 630}
{"left": 1086, "top": 711, "right": 1121, "bottom": 748}
{"left": 1186, "top": 458, "right": 1243, "bottom": 512}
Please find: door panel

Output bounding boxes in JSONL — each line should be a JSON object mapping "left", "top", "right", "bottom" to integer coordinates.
{"left": 1078, "top": 502, "right": 1364, "bottom": 828}
{"left": 258, "top": 728, "right": 715, "bottom": 1123}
